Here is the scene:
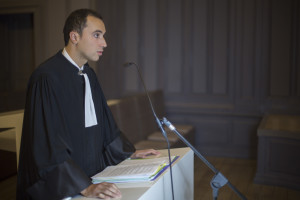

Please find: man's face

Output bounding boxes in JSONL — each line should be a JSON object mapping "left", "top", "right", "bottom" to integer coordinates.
{"left": 76, "top": 15, "right": 107, "bottom": 64}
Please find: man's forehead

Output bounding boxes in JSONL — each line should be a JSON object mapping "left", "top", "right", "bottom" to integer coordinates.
{"left": 84, "top": 15, "right": 106, "bottom": 33}
{"left": 86, "top": 15, "right": 104, "bottom": 26}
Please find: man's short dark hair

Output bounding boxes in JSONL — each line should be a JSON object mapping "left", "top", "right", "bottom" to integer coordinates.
{"left": 63, "top": 9, "right": 103, "bottom": 46}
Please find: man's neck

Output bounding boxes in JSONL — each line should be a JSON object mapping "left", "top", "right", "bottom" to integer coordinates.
{"left": 64, "top": 45, "right": 86, "bottom": 68}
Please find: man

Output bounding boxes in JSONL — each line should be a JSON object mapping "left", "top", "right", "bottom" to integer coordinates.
{"left": 17, "top": 9, "right": 159, "bottom": 200}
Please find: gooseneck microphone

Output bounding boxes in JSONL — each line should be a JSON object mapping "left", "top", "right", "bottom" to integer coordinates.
{"left": 123, "top": 62, "right": 162, "bottom": 134}
{"left": 123, "top": 62, "right": 247, "bottom": 200}
{"left": 123, "top": 62, "right": 175, "bottom": 200}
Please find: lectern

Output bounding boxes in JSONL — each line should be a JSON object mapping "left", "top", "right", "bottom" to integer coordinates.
{"left": 73, "top": 147, "right": 194, "bottom": 200}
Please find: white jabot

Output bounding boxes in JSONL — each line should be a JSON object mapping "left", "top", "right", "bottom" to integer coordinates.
{"left": 62, "top": 48, "right": 98, "bottom": 127}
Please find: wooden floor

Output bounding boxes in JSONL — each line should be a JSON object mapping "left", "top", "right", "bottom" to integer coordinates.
{"left": 1, "top": 156, "right": 300, "bottom": 200}
{"left": 194, "top": 156, "right": 300, "bottom": 200}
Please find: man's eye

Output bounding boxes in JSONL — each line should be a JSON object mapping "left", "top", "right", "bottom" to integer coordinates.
{"left": 94, "top": 33, "right": 100, "bottom": 38}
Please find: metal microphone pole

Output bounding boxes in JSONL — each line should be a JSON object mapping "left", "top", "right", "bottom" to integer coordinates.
{"left": 124, "top": 62, "right": 175, "bottom": 200}
{"left": 124, "top": 62, "right": 247, "bottom": 200}
{"left": 162, "top": 118, "right": 247, "bottom": 200}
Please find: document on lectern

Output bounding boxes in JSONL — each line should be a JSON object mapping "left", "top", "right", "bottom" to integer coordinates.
{"left": 91, "top": 156, "right": 179, "bottom": 183}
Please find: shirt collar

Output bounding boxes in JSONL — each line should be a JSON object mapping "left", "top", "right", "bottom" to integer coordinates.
{"left": 62, "top": 48, "right": 84, "bottom": 70}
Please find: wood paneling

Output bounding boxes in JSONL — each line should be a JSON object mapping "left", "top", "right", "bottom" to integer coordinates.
{"left": 192, "top": 0, "right": 208, "bottom": 94}
{"left": 141, "top": 0, "right": 158, "bottom": 91}
{"left": 1, "top": 0, "right": 299, "bottom": 158}
{"left": 124, "top": 0, "right": 139, "bottom": 92}
{"left": 297, "top": 1, "right": 300, "bottom": 97}
{"left": 0, "top": 0, "right": 98, "bottom": 112}
{"left": 96, "top": 0, "right": 300, "bottom": 158}
{"left": 165, "top": 0, "right": 183, "bottom": 93}
{"left": 0, "top": 12, "right": 34, "bottom": 112}
{"left": 211, "top": 0, "right": 229, "bottom": 95}
{"left": 269, "top": 0, "right": 292, "bottom": 97}
{"left": 236, "top": 0, "right": 257, "bottom": 102}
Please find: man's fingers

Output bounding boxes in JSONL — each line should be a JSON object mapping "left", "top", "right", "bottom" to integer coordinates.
{"left": 82, "top": 182, "right": 122, "bottom": 199}
{"left": 98, "top": 193, "right": 106, "bottom": 199}
{"left": 96, "top": 182, "right": 122, "bottom": 198}
{"left": 132, "top": 149, "right": 161, "bottom": 158}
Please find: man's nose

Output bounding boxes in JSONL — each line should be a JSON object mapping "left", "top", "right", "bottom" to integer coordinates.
{"left": 101, "top": 38, "right": 107, "bottom": 48}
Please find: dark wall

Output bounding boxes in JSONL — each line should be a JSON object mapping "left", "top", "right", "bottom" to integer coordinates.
{"left": 96, "top": 0, "right": 300, "bottom": 158}
{"left": 0, "top": 13, "right": 35, "bottom": 112}
{"left": 0, "top": 0, "right": 96, "bottom": 113}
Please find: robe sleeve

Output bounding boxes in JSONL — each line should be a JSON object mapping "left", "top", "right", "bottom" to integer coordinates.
{"left": 23, "top": 74, "right": 91, "bottom": 199}
{"left": 104, "top": 128, "right": 136, "bottom": 165}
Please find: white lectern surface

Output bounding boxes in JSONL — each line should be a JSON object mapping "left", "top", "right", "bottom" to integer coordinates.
{"left": 73, "top": 147, "right": 194, "bottom": 200}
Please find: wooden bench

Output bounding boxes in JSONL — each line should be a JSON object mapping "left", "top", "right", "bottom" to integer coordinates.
{"left": 254, "top": 114, "right": 300, "bottom": 190}
{"left": 107, "top": 90, "right": 195, "bottom": 150}
{"left": 0, "top": 110, "right": 24, "bottom": 165}
{"left": 0, "top": 128, "right": 16, "bottom": 152}
{"left": 0, "top": 90, "right": 195, "bottom": 169}
{"left": 0, "top": 110, "right": 24, "bottom": 179}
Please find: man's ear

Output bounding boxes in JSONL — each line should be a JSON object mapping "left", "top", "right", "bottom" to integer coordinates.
{"left": 69, "top": 31, "right": 79, "bottom": 45}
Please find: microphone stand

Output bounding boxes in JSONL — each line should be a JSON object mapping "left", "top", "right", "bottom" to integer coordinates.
{"left": 124, "top": 62, "right": 175, "bottom": 200}
{"left": 124, "top": 62, "right": 247, "bottom": 200}
{"left": 162, "top": 118, "right": 247, "bottom": 200}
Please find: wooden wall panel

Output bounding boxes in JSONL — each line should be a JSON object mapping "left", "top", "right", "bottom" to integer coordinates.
{"left": 166, "top": 0, "right": 183, "bottom": 93}
{"left": 0, "top": 14, "right": 34, "bottom": 91}
{"left": 0, "top": 2, "right": 41, "bottom": 112}
{"left": 192, "top": 0, "right": 208, "bottom": 94}
{"left": 93, "top": 0, "right": 300, "bottom": 158}
{"left": 43, "top": 0, "right": 300, "bottom": 157}
{"left": 183, "top": 114, "right": 260, "bottom": 157}
{"left": 236, "top": 0, "right": 257, "bottom": 101}
{"left": 124, "top": 0, "right": 139, "bottom": 92}
{"left": 141, "top": 0, "right": 158, "bottom": 91}
{"left": 33, "top": 0, "right": 300, "bottom": 159}
{"left": 2, "top": 0, "right": 299, "bottom": 158}
{"left": 195, "top": 119, "right": 230, "bottom": 144}
{"left": 97, "top": 0, "right": 125, "bottom": 98}
{"left": 0, "top": 0, "right": 98, "bottom": 112}
{"left": 43, "top": 0, "right": 66, "bottom": 58}
{"left": 66, "top": 0, "right": 96, "bottom": 13}
{"left": 43, "top": 0, "right": 97, "bottom": 60}
{"left": 269, "top": 0, "right": 292, "bottom": 96}
{"left": 296, "top": 1, "right": 300, "bottom": 97}
{"left": 232, "top": 118, "right": 260, "bottom": 147}
{"left": 211, "top": 0, "right": 229, "bottom": 95}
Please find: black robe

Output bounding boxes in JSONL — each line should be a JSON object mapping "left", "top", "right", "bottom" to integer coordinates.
{"left": 17, "top": 51, "right": 135, "bottom": 200}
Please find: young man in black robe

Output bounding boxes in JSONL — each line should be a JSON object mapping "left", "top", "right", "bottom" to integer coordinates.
{"left": 17, "top": 9, "right": 159, "bottom": 200}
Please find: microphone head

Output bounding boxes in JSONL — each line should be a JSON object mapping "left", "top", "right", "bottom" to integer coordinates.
{"left": 123, "top": 62, "right": 135, "bottom": 68}
{"left": 123, "top": 62, "right": 132, "bottom": 67}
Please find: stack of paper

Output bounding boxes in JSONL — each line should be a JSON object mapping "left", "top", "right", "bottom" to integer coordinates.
{"left": 91, "top": 156, "right": 178, "bottom": 183}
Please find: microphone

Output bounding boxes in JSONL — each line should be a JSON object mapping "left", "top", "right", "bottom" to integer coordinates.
{"left": 124, "top": 64, "right": 247, "bottom": 200}
{"left": 123, "top": 62, "right": 175, "bottom": 200}
{"left": 123, "top": 62, "right": 166, "bottom": 138}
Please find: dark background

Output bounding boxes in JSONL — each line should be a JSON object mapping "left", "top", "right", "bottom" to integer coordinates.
{"left": 1, "top": 0, "right": 299, "bottom": 158}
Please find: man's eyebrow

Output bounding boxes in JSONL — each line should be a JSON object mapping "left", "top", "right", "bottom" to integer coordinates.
{"left": 93, "top": 30, "right": 103, "bottom": 34}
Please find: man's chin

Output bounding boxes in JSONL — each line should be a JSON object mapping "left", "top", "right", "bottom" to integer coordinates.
{"left": 90, "top": 56, "right": 100, "bottom": 62}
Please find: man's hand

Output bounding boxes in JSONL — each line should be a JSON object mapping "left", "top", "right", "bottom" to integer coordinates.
{"left": 130, "top": 149, "right": 161, "bottom": 159}
{"left": 81, "top": 182, "right": 122, "bottom": 199}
